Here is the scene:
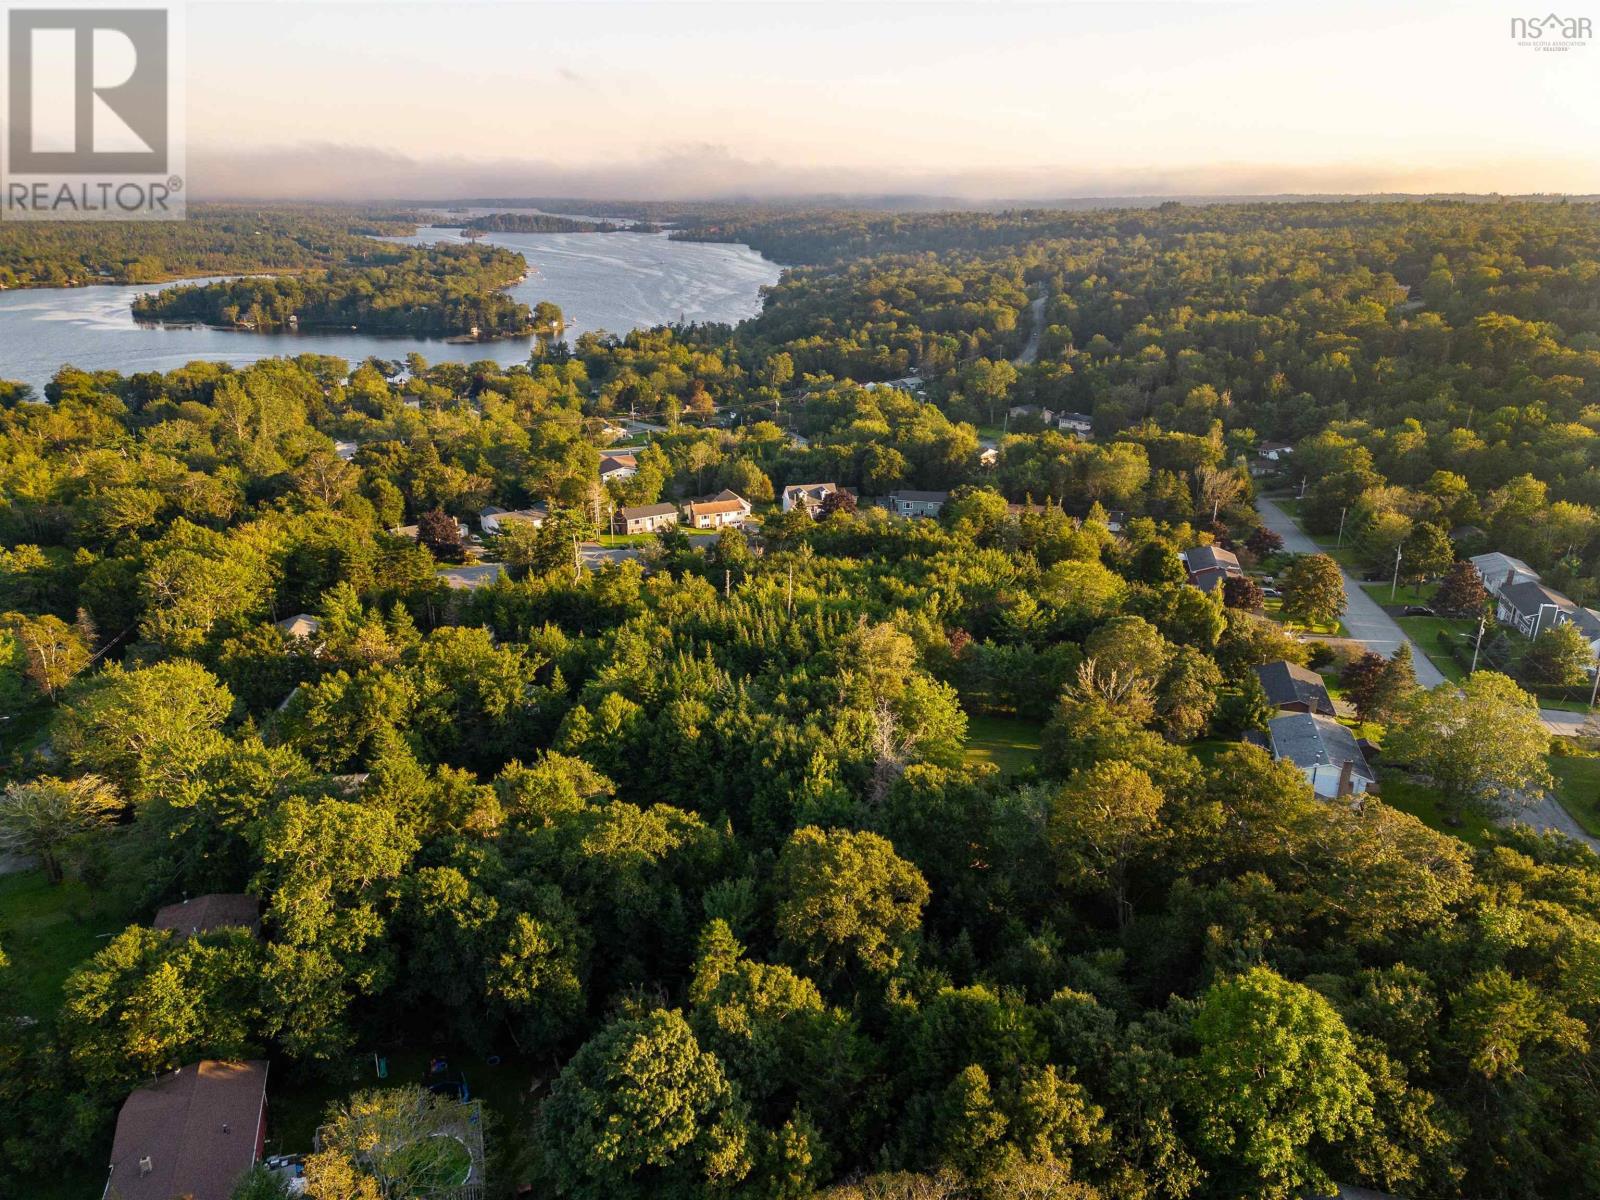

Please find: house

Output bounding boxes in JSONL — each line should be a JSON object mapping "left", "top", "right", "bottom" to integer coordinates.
{"left": 613, "top": 502, "right": 679, "bottom": 535}
{"left": 1179, "top": 544, "right": 1243, "bottom": 592}
{"left": 1470, "top": 552, "right": 1540, "bottom": 600}
{"left": 332, "top": 440, "right": 359, "bottom": 462}
{"left": 1055, "top": 412, "right": 1094, "bottom": 437}
{"left": 275, "top": 613, "right": 320, "bottom": 641}
{"left": 684, "top": 491, "right": 751, "bottom": 530}
{"left": 599, "top": 452, "right": 638, "bottom": 482}
{"left": 978, "top": 446, "right": 999, "bottom": 468}
{"left": 436, "top": 563, "right": 507, "bottom": 590}
{"left": 1256, "top": 440, "right": 1294, "bottom": 461}
{"left": 152, "top": 894, "right": 262, "bottom": 940}
{"left": 1254, "top": 660, "right": 1336, "bottom": 717}
{"left": 886, "top": 490, "right": 950, "bottom": 518}
{"left": 781, "top": 482, "right": 840, "bottom": 515}
{"left": 1496, "top": 578, "right": 1576, "bottom": 639}
{"left": 480, "top": 504, "right": 547, "bottom": 535}
{"left": 392, "top": 518, "right": 468, "bottom": 542}
{"left": 104, "top": 1060, "right": 270, "bottom": 1200}
{"left": 1268, "top": 712, "right": 1376, "bottom": 798}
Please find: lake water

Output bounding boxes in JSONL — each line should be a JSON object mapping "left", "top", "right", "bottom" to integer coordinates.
{"left": 0, "top": 229, "right": 781, "bottom": 394}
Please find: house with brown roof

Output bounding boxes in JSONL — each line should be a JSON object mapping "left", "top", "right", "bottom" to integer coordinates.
{"left": 104, "top": 1060, "right": 270, "bottom": 1200}
{"left": 152, "top": 894, "right": 262, "bottom": 940}
{"left": 613, "top": 502, "right": 679, "bottom": 535}
{"left": 599, "top": 452, "right": 638, "bottom": 482}
{"left": 684, "top": 490, "right": 751, "bottom": 530}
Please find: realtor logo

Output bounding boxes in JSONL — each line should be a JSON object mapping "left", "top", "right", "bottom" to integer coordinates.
{"left": 3, "top": 5, "right": 185, "bottom": 220}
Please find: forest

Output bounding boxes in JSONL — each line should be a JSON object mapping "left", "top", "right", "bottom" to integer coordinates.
{"left": 129, "top": 242, "right": 536, "bottom": 338}
{"left": 5, "top": 199, "right": 1600, "bottom": 1200}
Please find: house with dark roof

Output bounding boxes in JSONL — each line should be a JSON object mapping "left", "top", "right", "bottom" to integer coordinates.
{"left": 1254, "top": 660, "right": 1336, "bottom": 717}
{"left": 886, "top": 490, "right": 950, "bottom": 518}
{"left": 1268, "top": 712, "right": 1375, "bottom": 798}
{"left": 613, "top": 502, "right": 679, "bottom": 535}
{"left": 781, "top": 482, "right": 840, "bottom": 515}
{"left": 152, "top": 894, "right": 261, "bottom": 940}
{"left": 104, "top": 1060, "right": 270, "bottom": 1200}
{"left": 1180, "top": 544, "right": 1243, "bottom": 593}
{"left": 1497, "top": 578, "right": 1578, "bottom": 639}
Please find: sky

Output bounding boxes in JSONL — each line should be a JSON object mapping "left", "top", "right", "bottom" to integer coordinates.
{"left": 182, "top": 0, "right": 1600, "bottom": 201}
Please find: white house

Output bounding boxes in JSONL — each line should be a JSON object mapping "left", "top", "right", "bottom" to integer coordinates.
{"left": 600, "top": 453, "right": 639, "bottom": 482}
{"left": 1268, "top": 713, "right": 1375, "bottom": 799}
{"left": 480, "top": 505, "right": 548, "bottom": 535}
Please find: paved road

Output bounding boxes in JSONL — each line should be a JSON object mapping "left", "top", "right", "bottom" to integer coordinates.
{"left": 1255, "top": 497, "right": 1447, "bottom": 688}
{"left": 1013, "top": 291, "right": 1047, "bottom": 367}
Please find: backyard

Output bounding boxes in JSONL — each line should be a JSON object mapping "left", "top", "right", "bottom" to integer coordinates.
{"left": 963, "top": 714, "right": 1044, "bottom": 778}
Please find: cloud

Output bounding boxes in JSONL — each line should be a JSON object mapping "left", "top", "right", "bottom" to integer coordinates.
{"left": 186, "top": 142, "right": 1598, "bottom": 205}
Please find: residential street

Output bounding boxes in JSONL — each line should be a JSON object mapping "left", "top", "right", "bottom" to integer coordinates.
{"left": 1255, "top": 496, "right": 1447, "bottom": 687}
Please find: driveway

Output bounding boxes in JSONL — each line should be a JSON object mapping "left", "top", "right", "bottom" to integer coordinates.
{"left": 1510, "top": 792, "right": 1600, "bottom": 851}
{"left": 1255, "top": 497, "right": 1447, "bottom": 688}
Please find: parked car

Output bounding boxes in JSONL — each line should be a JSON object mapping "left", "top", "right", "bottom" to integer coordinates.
{"left": 1262, "top": 586, "right": 1282, "bottom": 598}
{"left": 1402, "top": 605, "right": 1436, "bottom": 617}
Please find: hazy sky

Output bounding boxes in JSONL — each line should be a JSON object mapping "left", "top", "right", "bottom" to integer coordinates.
{"left": 184, "top": 0, "right": 1600, "bottom": 200}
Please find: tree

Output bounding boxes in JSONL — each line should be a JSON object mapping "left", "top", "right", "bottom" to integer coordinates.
{"left": 305, "top": 1085, "right": 479, "bottom": 1200}
{"left": 1278, "top": 554, "right": 1346, "bottom": 627}
{"left": 1385, "top": 673, "right": 1553, "bottom": 822}
{"left": 1519, "top": 621, "right": 1593, "bottom": 690}
{"left": 536, "top": 1009, "right": 749, "bottom": 1199}
{"left": 0, "top": 775, "right": 121, "bottom": 883}
{"left": 1245, "top": 526, "right": 1285, "bottom": 558}
{"left": 1048, "top": 761, "right": 1165, "bottom": 927}
{"left": 1434, "top": 560, "right": 1489, "bottom": 617}
{"left": 1340, "top": 651, "right": 1388, "bottom": 722}
{"left": 1186, "top": 966, "right": 1372, "bottom": 1199}
{"left": 1194, "top": 464, "right": 1244, "bottom": 522}
{"left": 54, "top": 660, "right": 234, "bottom": 801}
{"left": 417, "top": 507, "right": 465, "bottom": 563}
{"left": 0, "top": 612, "right": 90, "bottom": 702}
{"left": 1221, "top": 575, "right": 1264, "bottom": 612}
{"left": 773, "top": 826, "right": 929, "bottom": 981}
{"left": 1365, "top": 643, "right": 1419, "bottom": 724}
{"left": 1401, "top": 522, "right": 1453, "bottom": 585}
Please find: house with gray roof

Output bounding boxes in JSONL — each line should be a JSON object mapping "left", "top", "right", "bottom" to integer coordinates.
{"left": 886, "top": 490, "right": 950, "bottom": 518}
{"left": 1268, "top": 712, "right": 1375, "bottom": 798}
{"left": 1254, "top": 660, "right": 1336, "bottom": 717}
{"left": 613, "top": 502, "right": 679, "bottom": 535}
{"left": 1180, "top": 544, "right": 1243, "bottom": 592}
{"left": 1470, "top": 551, "right": 1539, "bottom": 600}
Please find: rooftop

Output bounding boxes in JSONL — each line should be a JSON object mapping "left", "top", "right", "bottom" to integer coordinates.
{"left": 618, "top": 502, "right": 678, "bottom": 519}
{"left": 152, "top": 894, "right": 262, "bottom": 940}
{"left": 1254, "top": 660, "right": 1336, "bottom": 715}
{"left": 1268, "top": 712, "right": 1375, "bottom": 782}
{"left": 106, "top": 1060, "right": 269, "bottom": 1200}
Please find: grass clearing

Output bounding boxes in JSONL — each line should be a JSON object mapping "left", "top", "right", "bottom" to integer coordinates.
{"left": 963, "top": 714, "right": 1044, "bottom": 778}
{"left": 1379, "top": 772, "right": 1493, "bottom": 848}
{"left": 1548, "top": 751, "right": 1600, "bottom": 838}
{"left": 0, "top": 867, "right": 140, "bottom": 1020}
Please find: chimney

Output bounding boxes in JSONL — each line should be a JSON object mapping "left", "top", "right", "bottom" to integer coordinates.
{"left": 1337, "top": 759, "right": 1355, "bottom": 798}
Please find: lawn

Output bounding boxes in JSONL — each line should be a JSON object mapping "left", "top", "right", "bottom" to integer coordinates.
{"left": 1548, "top": 750, "right": 1600, "bottom": 838}
{"left": 0, "top": 867, "right": 140, "bottom": 1020}
{"left": 1358, "top": 580, "right": 1438, "bottom": 607}
{"left": 1378, "top": 772, "right": 1494, "bottom": 848}
{"left": 963, "top": 714, "right": 1044, "bottom": 778}
{"left": 267, "top": 1046, "right": 545, "bottom": 1163}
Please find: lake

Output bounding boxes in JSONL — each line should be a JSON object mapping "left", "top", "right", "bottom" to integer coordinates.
{"left": 0, "top": 228, "right": 781, "bottom": 394}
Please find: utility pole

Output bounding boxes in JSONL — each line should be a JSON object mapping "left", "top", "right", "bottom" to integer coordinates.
{"left": 1589, "top": 650, "right": 1600, "bottom": 711}
{"left": 786, "top": 563, "right": 794, "bottom": 616}
{"left": 573, "top": 534, "right": 580, "bottom": 584}
{"left": 1471, "top": 612, "right": 1488, "bottom": 674}
{"left": 1336, "top": 506, "right": 1348, "bottom": 547}
{"left": 1298, "top": 476, "right": 1307, "bottom": 500}
{"left": 1390, "top": 542, "right": 1403, "bottom": 603}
